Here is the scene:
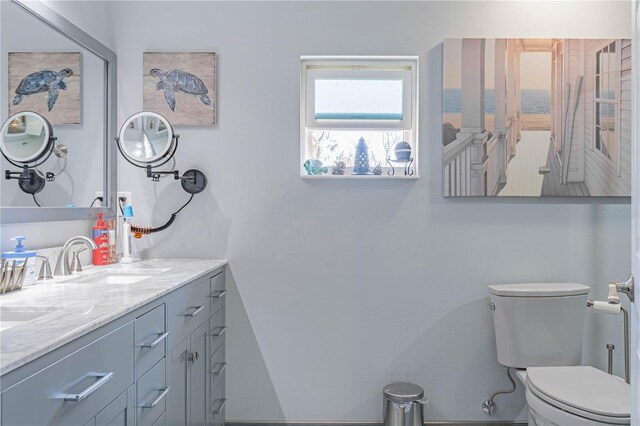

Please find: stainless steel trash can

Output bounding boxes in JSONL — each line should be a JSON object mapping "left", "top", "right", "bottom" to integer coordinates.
{"left": 383, "top": 382, "right": 426, "bottom": 426}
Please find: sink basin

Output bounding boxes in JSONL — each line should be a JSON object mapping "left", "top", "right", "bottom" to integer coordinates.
{"left": 64, "top": 273, "right": 152, "bottom": 285}
{"left": 57, "top": 267, "right": 171, "bottom": 285}
{"left": 0, "top": 308, "right": 57, "bottom": 332}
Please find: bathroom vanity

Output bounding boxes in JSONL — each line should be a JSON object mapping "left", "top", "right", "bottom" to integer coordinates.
{"left": 0, "top": 259, "right": 227, "bottom": 426}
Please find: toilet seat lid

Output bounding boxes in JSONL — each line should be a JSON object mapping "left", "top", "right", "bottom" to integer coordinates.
{"left": 488, "top": 282, "right": 589, "bottom": 297}
{"left": 527, "top": 366, "right": 630, "bottom": 420}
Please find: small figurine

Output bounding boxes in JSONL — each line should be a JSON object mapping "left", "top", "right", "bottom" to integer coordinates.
{"left": 372, "top": 164, "right": 383, "bottom": 175}
{"left": 303, "top": 159, "right": 328, "bottom": 175}
{"left": 394, "top": 141, "right": 412, "bottom": 161}
{"left": 332, "top": 160, "right": 346, "bottom": 175}
{"left": 387, "top": 141, "right": 414, "bottom": 176}
{"left": 353, "top": 137, "right": 371, "bottom": 175}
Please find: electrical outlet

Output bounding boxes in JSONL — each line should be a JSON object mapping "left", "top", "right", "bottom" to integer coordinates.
{"left": 117, "top": 192, "right": 133, "bottom": 218}
{"left": 94, "top": 191, "right": 105, "bottom": 207}
{"left": 94, "top": 191, "right": 133, "bottom": 214}
{"left": 117, "top": 191, "right": 132, "bottom": 206}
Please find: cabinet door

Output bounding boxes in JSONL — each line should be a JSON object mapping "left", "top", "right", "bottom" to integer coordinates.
{"left": 189, "top": 322, "right": 208, "bottom": 426}
{"left": 95, "top": 385, "right": 135, "bottom": 426}
{"left": 166, "top": 338, "right": 189, "bottom": 426}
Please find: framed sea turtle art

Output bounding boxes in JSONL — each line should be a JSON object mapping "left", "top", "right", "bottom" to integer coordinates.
{"left": 8, "top": 52, "right": 81, "bottom": 125}
{"left": 143, "top": 52, "right": 217, "bottom": 125}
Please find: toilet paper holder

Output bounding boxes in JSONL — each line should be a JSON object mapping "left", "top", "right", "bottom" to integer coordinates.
{"left": 587, "top": 275, "right": 633, "bottom": 384}
{"left": 613, "top": 274, "right": 634, "bottom": 303}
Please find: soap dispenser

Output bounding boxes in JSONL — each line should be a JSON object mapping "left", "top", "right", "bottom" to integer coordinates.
{"left": 2, "top": 236, "right": 37, "bottom": 286}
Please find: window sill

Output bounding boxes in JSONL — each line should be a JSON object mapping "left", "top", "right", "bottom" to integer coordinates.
{"left": 301, "top": 174, "right": 420, "bottom": 180}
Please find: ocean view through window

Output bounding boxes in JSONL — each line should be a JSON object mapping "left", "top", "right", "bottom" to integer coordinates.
{"left": 301, "top": 56, "right": 419, "bottom": 178}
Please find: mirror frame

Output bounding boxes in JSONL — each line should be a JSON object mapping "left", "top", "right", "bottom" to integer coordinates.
{"left": 0, "top": 0, "right": 117, "bottom": 223}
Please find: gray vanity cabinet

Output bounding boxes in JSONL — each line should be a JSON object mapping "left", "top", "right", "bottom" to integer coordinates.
{"left": 165, "top": 322, "right": 208, "bottom": 425}
{"left": 0, "top": 266, "right": 225, "bottom": 426}
{"left": 166, "top": 270, "right": 226, "bottom": 426}
{"left": 1, "top": 323, "right": 135, "bottom": 426}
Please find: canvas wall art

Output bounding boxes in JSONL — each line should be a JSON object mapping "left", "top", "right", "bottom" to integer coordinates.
{"left": 443, "top": 38, "right": 631, "bottom": 197}
{"left": 9, "top": 52, "right": 81, "bottom": 125}
{"left": 143, "top": 52, "right": 216, "bottom": 125}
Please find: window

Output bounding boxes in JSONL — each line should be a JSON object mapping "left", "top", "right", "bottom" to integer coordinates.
{"left": 300, "top": 57, "right": 419, "bottom": 178}
{"left": 594, "top": 41, "right": 619, "bottom": 169}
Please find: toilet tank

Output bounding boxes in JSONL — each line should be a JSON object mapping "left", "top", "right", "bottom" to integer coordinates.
{"left": 489, "top": 283, "right": 590, "bottom": 368}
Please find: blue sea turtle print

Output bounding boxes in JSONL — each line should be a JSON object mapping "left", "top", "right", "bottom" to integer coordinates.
{"left": 150, "top": 68, "right": 211, "bottom": 112}
{"left": 12, "top": 68, "right": 73, "bottom": 112}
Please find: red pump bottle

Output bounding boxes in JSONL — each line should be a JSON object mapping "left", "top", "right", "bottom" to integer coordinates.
{"left": 92, "top": 213, "right": 110, "bottom": 266}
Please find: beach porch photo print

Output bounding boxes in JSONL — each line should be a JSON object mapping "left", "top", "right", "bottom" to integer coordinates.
{"left": 443, "top": 38, "right": 631, "bottom": 197}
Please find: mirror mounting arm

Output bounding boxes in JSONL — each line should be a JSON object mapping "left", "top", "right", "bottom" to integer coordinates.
{"left": 5, "top": 165, "right": 32, "bottom": 181}
{"left": 146, "top": 165, "right": 180, "bottom": 182}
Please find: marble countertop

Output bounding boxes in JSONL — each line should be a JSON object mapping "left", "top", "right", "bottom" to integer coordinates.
{"left": 0, "top": 259, "right": 227, "bottom": 376}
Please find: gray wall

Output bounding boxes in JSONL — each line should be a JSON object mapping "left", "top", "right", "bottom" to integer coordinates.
{"left": 1, "top": 0, "right": 633, "bottom": 423}
{"left": 108, "top": 0, "right": 632, "bottom": 422}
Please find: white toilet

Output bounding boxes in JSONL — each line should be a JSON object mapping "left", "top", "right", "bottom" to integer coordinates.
{"left": 489, "top": 283, "right": 631, "bottom": 425}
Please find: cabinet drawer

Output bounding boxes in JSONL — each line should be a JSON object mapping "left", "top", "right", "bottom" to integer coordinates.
{"left": 1, "top": 322, "right": 134, "bottom": 426}
{"left": 137, "top": 358, "right": 167, "bottom": 426}
{"left": 209, "top": 340, "right": 225, "bottom": 396}
{"left": 95, "top": 385, "right": 135, "bottom": 426}
{"left": 167, "top": 277, "right": 211, "bottom": 349}
{"left": 135, "top": 304, "right": 166, "bottom": 379}
{"left": 210, "top": 271, "right": 226, "bottom": 316}
{"left": 208, "top": 308, "right": 226, "bottom": 353}
{"left": 210, "top": 374, "right": 226, "bottom": 426}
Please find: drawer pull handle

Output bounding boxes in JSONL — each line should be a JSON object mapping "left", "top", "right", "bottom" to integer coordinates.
{"left": 141, "top": 331, "right": 169, "bottom": 349}
{"left": 211, "top": 290, "right": 226, "bottom": 299}
{"left": 189, "top": 350, "right": 200, "bottom": 363}
{"left": 63, "top": 372, "right": 114, "bottom": 401}
{"left": 184, "top": 305, "right": 204, "bottom": 317}
{"left": 212, "top": 398, "right": 227, "bottom": 415}
{"left": 212, "top": 362, "right": 227, "bottom": 375}
{"left": 211, "top": 326, "right": 227, "bottom": 337}
{"left": 141, "top": 387, "right": 170, "bottom": 408}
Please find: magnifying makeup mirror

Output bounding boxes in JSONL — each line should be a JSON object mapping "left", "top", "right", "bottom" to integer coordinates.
{"left": 0, "top": 111, "right": 68, "bottom": 196}
{"left": 116, "top": 111, "right": 206, "bottom": 194}
{"left": 115, "top": 111, "right": 207, "bottom": 237}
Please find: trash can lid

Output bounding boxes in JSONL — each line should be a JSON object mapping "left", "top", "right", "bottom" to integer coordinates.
{"left": 383, "top": 382, "right": 424, "bottom": 403}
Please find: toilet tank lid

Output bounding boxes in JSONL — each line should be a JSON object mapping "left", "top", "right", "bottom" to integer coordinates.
{"left": 488, "top": 283, "right": 589, "bottom": 297}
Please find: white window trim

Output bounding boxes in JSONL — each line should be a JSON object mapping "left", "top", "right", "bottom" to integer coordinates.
{"left": 591, "top": 39, "right": 621, "bottom": 176}
{"left": 300, "top": 56, "right": 419, "bottom": 179}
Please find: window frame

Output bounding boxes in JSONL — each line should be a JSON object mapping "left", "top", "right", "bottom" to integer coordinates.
{"left": 300, "top": 56, "right": 419, "bottom": 178}
{"left": 592, "top": 40, "right": 621, "bottom": 175}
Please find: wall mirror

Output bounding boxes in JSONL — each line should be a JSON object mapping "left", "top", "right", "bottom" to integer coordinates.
{"left": 0, "top": 0, "right": 116, "bottom": 222}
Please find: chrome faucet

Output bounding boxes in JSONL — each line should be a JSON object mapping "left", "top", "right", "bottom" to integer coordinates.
{"left": 54, "top": 236, "right": 98, "bottom": 276}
